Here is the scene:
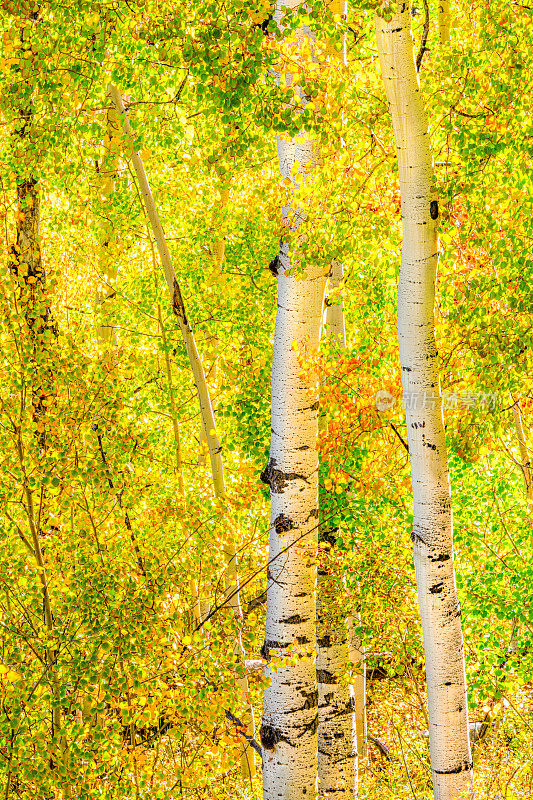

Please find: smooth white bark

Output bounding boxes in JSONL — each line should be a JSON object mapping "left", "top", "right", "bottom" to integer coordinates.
{"left": 347, "top": 616, "right": 366, "bottom": 763}
{"left": 108, "top": 84, "right": 225, "bottom": 496}
{"left": 261, "top": 227, "right": 326, "bottom": 799}
{"left": 317, "top": 593, "right": 357, "bottom": 800}
{"left": 375, "top": 7, "right": 473, "bottom": 799}
{"left": 438, "top": 0, "right": 451, "bottom": 45}
{"left": 261, "top": 18, "right": 326, "bottom": 787}
{"left": 95, "top": 104, "right": 120, "bottom": 349}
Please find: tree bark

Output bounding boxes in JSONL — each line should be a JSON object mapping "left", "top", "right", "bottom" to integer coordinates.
{"left": 261, "top": 226, "right": 325, "bottom": 800}
{"left": 375, "top": 6, "right": 473, "bottom": 799}
{"left": 438, "top": 0, "right": 451, "bottom": 45}
{"left": 260, "top": 7, "right": 327, "bottom": 786}
{"left": 319, "top": 9, "right": 366, "bottom": 782}
{"left": 317, "top": 261, "right": 358, "bottom": 799}
{"left": 95, "top": 102, "right": 121, "bottom": 349}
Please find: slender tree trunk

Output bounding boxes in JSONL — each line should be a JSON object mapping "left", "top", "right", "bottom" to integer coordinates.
{"left": 317, "top": 261, "right": 358, "bottom": 799}
{"left": 95, "top": 103, "right": 121, "bottom": 349}
{"left": 7, "top": 21, "right": 69, "bottom": 792}
{"left": 199, "top": 176, "right": 229, "bottom": 465}
{"left": 438, "top": 0, "right": 451, "bottom": 45}
{"left": 211, "top": 176, "right": 231, "bottom": 274}
{"left": 318, "top": 8, "right": 365, "bottom": 780}
{"left": 328, "top": 279, "right": 365, "bottom": 770}
{"left": 108, "top": 84, "right": 255, "bottom": 778}
{"left": 10, "top": 107, "right": 53, "bottom": 448}
{"left": 323, "top": 265, "right": 367, "bottom": 765}
{"left": 375, "top": 7, "right": 473, "bottom": 799}
{"left": 108, "top": 85, "right": 225, "bottom": 494}
{"left": 347, "top": 616, "right": 366, "bottom": 763}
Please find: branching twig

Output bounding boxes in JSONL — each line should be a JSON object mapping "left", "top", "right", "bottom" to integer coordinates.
{"left": 416, "top": 0, "right": 430, "bottom": 72}
{"left": 390, "top": 422, "right": 409, "bottom": 453}
{"left": 368, "top": 732, "right": 395, "bottom": 761}
{"left": 225, "top": 709, "right": 263, "bottom": 757}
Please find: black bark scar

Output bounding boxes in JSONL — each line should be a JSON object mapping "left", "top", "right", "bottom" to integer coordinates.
{"left": 317, "top": 669, "right": 338, "bottom": 685}
{"left": 280, "top": 614, "right": 307, "bottom": 624}
{"left": 296, "top": 713, "right": 318, "bottom": 738}
{"left": 430, "top": 553, "right": 450, "bottom": 562}
{"left": 302, "top": 690, "right": 318, "bottom": 709}
{"left": 260, "top": 639, "right": 283, "bottom": 662}
{"left": 434, "top": 760, "right": 473, "bottom": 774}
{"left": 172, "top": 279, "right": 188, "bottom": 326}
{"left": 260, "top": 724, "right": 282, "bottom": 750}
{"left": 274, "top": 513, "right": 294, "bottom": 535}
{"left": 411, "top": 530, "right": 427, "bottom": 545}
{"left": 260, "top": 458, "right": 308, "bottom": 493}
{"left": 268, "top": 255, "right": 280, "bottom": 276}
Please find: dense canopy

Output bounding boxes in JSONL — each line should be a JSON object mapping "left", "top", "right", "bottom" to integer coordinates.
{"left": 0, "top": 0, "right": 532, "bottom": 798}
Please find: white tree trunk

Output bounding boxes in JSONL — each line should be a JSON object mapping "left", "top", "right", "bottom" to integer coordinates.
{"left": 324, "top": 262, "right": 366, "bottom": 766}
{"left": 438, "top": 0, "right": 451, "bottom": 45}
{"left": 261, "top": 116, "right": 326, "bottom": 798}
{"left": 261, "top": 233, "right": 326, "bottom": 800}
{"left": 95, "top": 103, "right": 120, "bottom": 349}
{"left": 317, "top": 261, "right": 358, "bottom": 799}
{"left": 320, "top": 10, "right": 366, "bottom": 777}
{"left": 347, "top": 616, "right": 366, "bottom": 764}
{"left": 317, "top": 584, "right": 357, "bottom": 800}
{"left": 375, "top": 7, "right": 473, "bottom": 799}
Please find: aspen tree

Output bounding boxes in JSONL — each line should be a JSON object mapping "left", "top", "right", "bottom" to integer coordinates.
{"left": 318, "top": 260, "right": 358, "bottom": 799}
{"left": 199, "top": 175, "right": 230, "bottom": 467}
{"left": 375, "top": 5, "right": 473, "bottom": 798}
{"left": 108, "top": 85, "right": 255, "bottom": 778}
{"left": 4, "top": 13, "right": 70, "bottom": 793}
{"left": 316, "top": 3, "right": 365, "bottom": 787}
{"left": 95, "top": 102, "right": 121, "bottom": 349}
{"left": 438, "top": 0, "right": 451, "bottom": 44}
{"left": 260, "top": 3, "right": 327, "bottom": 798}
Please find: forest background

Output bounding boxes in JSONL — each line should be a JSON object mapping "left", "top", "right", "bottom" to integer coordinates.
{"left": 0, "top": 0, "right": 532, "bottom": 798}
